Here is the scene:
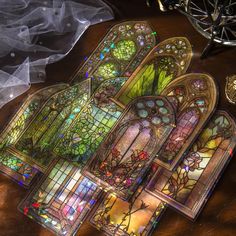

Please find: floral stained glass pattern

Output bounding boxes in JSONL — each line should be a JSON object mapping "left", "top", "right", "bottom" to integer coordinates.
{"left": 83, "top": 96, "right": 175, "bottom": 200}
{"left": 72, "top": 21, "right": 157, "bottom": 90}
{"left": 155, "top": 73, "right": 218, "bottom": 170}
{"left": 146, "top": 111, "right": 236, "bottom": 219}
{"left": 14, "top": 80, "right": 91, "bottom": 169}
{"left": 115, "top": 37, "right": 192, "bottom": 105}
{"left": 19, "top": 159, "right": 101, "bottom": 236}
{"left": 53, "top": 77, "right": 128, "bottom": 165}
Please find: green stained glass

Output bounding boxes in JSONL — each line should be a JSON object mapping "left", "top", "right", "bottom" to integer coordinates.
{"left": 14, "top": 80, "right": 90, "bottom": 168}
{"left": 0, "top": 84, "right": 67, "bottom": 149}
{"left": 96, "top": 62, "right": 119, "bottom": 79}
{"left": 115, "top": 37, "right": 193, "bottom": 106}
{"left": 112, "top": 40, "right": 136, "bottom": 61}
{"left": 54, "top": 77, "right": 128, "bottom": 166}
{"left": 0, "top": 150, "right": 39, "bottom": 187}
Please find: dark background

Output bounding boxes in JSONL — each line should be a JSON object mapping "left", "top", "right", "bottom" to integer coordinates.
{"left": 0, "top": 0, "right": 236, "bottom": 235}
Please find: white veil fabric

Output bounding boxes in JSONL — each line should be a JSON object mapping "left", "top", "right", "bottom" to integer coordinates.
{"left": 0, "top": 0, "right": 114, "bottom": 108}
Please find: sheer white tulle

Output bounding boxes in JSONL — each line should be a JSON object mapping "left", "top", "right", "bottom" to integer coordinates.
{"left": 0, "top": 0, "right": 114, "bottom": 108}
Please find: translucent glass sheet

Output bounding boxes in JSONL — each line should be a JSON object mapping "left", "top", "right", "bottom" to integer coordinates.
{"left": 0, "top": 0, "right": 114, "bottom": 108}
{"left": 146, "top": 111, "right": 236, "bottom": 219}
{"left": 90, "top": 163, "right": 166, "bottom": 236}
{"left": 19, "top": 159, "right": 101, "bottom": 236}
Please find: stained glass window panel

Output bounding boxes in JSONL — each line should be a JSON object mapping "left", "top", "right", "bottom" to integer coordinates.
{"left": 155, "top": 73, "right": 218, "bottom": 170}
{"left": 14, "top": 80, "right": 91, "bottom": 169}
{"left": 146, "top": 111, "right": 236, "bottom": 219}
{"left": 90, "top": 189, "right": 166, "bottom": 236}
{"left": 72, "top": 21, "right": 157, "bottom": 90}
{"left": 83, "top": 96, "right": 175, "bottom": 200}
{"left": 19, "top": 159, "right": 101, "bottom": 236}
{"left": 90, "top": 163, "right": 166, "bottom": 236}
{"left": 115, "top": 37, "right": 192, "bottom": 105}
{"left": 0, "top": 150, "right": 39, "bottom": 187}
{"left": 54, "top": 77, "right": 128, "bottom": 165}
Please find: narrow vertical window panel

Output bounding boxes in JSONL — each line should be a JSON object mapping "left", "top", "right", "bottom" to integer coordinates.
{"left": 83, "top": 96, "right": 175, "bottom": 200}
{"left": 0, "top": 84, "right": 68, "bottom": 187}
{"left": 146, "top": 111, "right": 236, "bottom": 219}
{"left": 155, "top": 73, "right": 218, "bottom": 170}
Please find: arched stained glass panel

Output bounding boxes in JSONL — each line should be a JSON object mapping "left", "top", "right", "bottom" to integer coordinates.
{"left": 115, "top": 37, "right": 192, "bottom": 105}
{"left": 83, "top": 96, "right": 175, "bottom": 200}
{"left": 0, "top": 84, "right": 68, "bottom": 187}
{"left": 155, "top": 73, "right": 218, "bottom": 170}
{"left": 72, "top": 21, "right": 157, "bottom": 90}
{"left": 53, "top": 77, "right": 128, "bottom": 165}
{"left": 146, "top": 111, "right": 236, "bottom": 219}
{"left": 14, "top": 80, "right": 91, "bottom": 168}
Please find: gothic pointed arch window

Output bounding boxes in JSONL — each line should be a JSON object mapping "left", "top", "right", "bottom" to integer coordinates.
{"left": 0, "top": 83, "right": 69, "bottom": 187}
{"left": 83, "top": 96, "right": 175, "bottom": 200}
{"left": 115, "top": 37, "right": 193, "bottom": 105}
{"left": 155, "top": 73, "right": 218, "bottom": 170}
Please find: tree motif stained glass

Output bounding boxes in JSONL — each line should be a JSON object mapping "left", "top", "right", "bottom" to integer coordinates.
{"left": 155, "top": 73, "right": 218, "bottom": 170}
{"left": 115, "top": 37, "right": 193, "bottom": 105}
{"left": 83, "top": 96, "right": 175, "bottom": 200}
{"left": 72, "top": 21, "right": 157, "bottom": 90}
{"left": 19, "top": 159, "right": 101, "bottom": 236}
{"left": 146, "top": 111, "right": 236, "bottom": 219}
{"left": 90, "top": 163, "right": 166, "bottom": 236}
{"left": 14, "top": 80, "right": 90, "bottom": 169}
{"left": 90, "top": 188, "right": 166, "bottom": 236}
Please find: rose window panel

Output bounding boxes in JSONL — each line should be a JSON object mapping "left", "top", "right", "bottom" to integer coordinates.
{"left": 83, "top": 96, "right": 175, "bottom": 200}
{"left": 155, "top": 73, "right": 218, "bottom": 170}
{"left": 0, "top": 84, "right": 69, "bottom": 187}
{"left": 115, "top": 37, "right": 193, "bottom": 105}
{"left": 18, "top": 159, "right": 101, "bottom": 236}
{"left": 72, "top": 21, "right": 157, "bottom": 90}
{"left": 146, "top": 111, "right": 236, "bottom": 219}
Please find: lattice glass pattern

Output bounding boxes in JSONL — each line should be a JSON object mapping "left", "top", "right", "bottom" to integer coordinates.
{"left": 19, "top": 159, "right": 101, "bottom": 236}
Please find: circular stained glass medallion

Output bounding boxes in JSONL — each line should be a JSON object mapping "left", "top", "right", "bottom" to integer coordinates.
{"left": 112, "top": 40, "right": 136, "bottom": 61}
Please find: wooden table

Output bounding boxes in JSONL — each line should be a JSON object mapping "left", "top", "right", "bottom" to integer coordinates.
{"left": 0, "top": 1, "right": 236, "bottom": 235}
